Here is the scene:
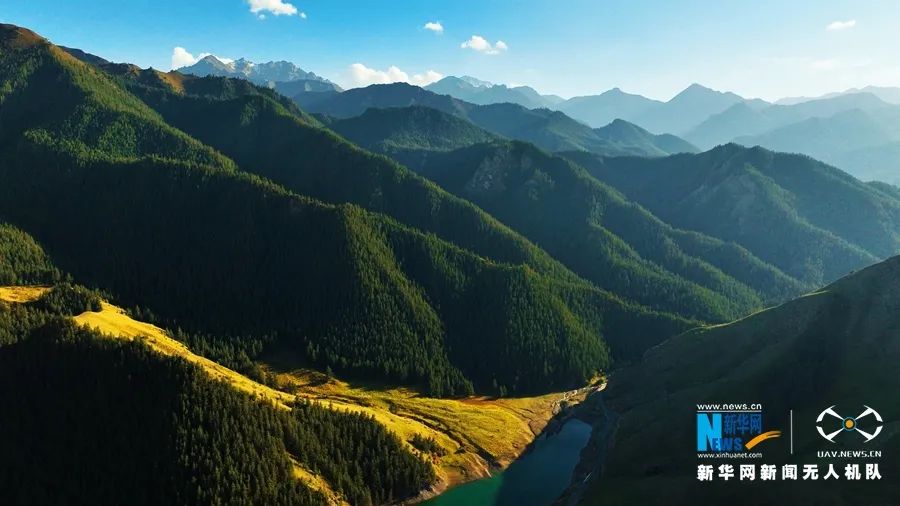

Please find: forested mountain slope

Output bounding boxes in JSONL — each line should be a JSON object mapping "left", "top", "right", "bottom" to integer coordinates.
{"left": 77, "top": 53, "right": 702, "bottom": 360}
{"left": 97, "top": 64, "right": 578, "bottom": 285}
{"left": 0, "top": 224, "right": 434, "bottom": 506}
{"left": 585, "top": 255, "right": 900, "bottom": 505}
{"left": 0, "top": 24, "right": 709, "bottom": 400}
{"left": 565, "top": 145, "right": 900, "bottom": 286}
{"left": 326, "top": 105, "right": 501, "bottom": 153}
{"left": 0, "top": 24, "right": 627, "bottom": 396}
{"left": 593, "top": 119, "right": 699, "bottom": 156}
{"left": 383, "top": 141, "right": 804, "bottom": 322}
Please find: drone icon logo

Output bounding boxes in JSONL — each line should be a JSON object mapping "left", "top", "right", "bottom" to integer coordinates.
{"left": 816, "top": 405, "right": 883, "bottom": 443}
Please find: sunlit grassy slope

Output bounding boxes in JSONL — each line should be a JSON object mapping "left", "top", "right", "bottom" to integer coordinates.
{"left": 265, "top": 356, "right": 595, "bottom": 489}
{"left": 73, "top": 301, "right": 297, "bottom": 408}
{"left": 0, "top": 286, "right": 590, "bottom": 496}
{"left": 0, "top": 285, "right": 50, "bottom": 303}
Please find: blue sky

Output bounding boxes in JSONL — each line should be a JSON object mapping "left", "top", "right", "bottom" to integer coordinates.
{"left": 2, "top": 0, "right": 899, "bottom": 101}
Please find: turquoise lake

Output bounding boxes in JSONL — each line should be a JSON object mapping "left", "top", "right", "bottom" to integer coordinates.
{"left": 423, "top": 418, "right": 592, "bottom": 506}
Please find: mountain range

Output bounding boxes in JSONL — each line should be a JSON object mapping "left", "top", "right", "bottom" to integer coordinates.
{"left": 682, "top": 93, "right": 900, "bottom": 183}
{"left": 426, "top": 77, "right": 900, "bottom": 184}
{"left": 732, "top": 106, "right": 900, "bottom": 184}
{"left": 426, "top": 75, "right": 564, "bottom": 109}
{"left": 776, "top": 85, "right": 900, "bottom": 105}
{"left": 177, "top": 54, "right": 342, "bottom": 92}
{"left": 433, "top": 79, "right": 757, "bottom": 135}
{"left": 298, "top": 83, "right": 698, "bottom": 157}
{"left": 321, "top": 99, "right": 900, "bottom": 318}
{"left": 191, "top": 59, "right": 899, "bottom": 185}
{"left": 685, "top": 92, "right": 891, "bottom": 147}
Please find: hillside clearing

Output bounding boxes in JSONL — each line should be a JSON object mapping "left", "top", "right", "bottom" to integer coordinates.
{"left": 0, "top": 285, "right": 50, "bottom": 303}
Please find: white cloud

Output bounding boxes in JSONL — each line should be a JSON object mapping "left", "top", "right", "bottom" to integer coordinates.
{"left": 347, "top": 63, "right": 443, "bottom": 88}
{"left": 424, "top": 21, "right": 444, "bottom": 34}
{"left": 300, "top": 11, "right": 307, "bottom": 19}
{"left": 412, "top": 70, "right": 444, "bottom": 86}
{"left": 348, "top": 63, "right": 408, "bottom": 86}
{"left": 460, "top": 35, "right": 508, "bottom": 55}
{"left": 171, "top": 47, "right": 197, "bottom": 70}
{"left": 826, "top": 19, "right": 856, "bottom": 31}
{"left": 246, "top": 0, "right": 298, "bottom": 16}
{"left": 170, "top": 47, "right": 233, "bottom": 70}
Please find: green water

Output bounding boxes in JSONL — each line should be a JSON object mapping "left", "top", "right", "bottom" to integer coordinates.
{"left": 423, "top": 419, "right": 592, "bottom": 506}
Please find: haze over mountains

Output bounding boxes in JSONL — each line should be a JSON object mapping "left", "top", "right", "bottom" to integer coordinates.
{"left": 415, "top": 75, "right": 900, "bottom": 184}
{"left": 297, "top": 83, "right": 699, "bottom": 157}
{"left": 170, "top": 49, "right": 900, "bottom": 184}
{"left": 431, "top": 79, "right": 752, "bottom": 134}
{"left": 776, "top": 85, "right": 900, "bottom": 106}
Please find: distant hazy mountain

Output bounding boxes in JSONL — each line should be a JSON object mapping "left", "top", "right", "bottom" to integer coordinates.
{"left": 557, "top": 88, "right": 661, "bottom": 129}
{"left": 177, "top": 55, "right": 339, "bottom": 89}
{"left": 682, "top": 92, "right": 900, "bottom": 184}
{"left": 557, "top": 83, "right": 757, "bottom": 135}
{"left": 430, "top": 80, "right": 757, "bottom": 134}
{"left": 301, "top": 83, "right": 695, "bottom": 157}
{"left": 459, "top": 75, "right": 493, "bottom": 88}
{"left": 777, "top": 85, "right": 900, "bottom": 105}
{"left": 426, "top": 76, "right": 562, "bottom": 109}
{"left": 565, "top": 144, "right": 900, "bottom": 287}
{"left": 272, "top": 79, "right": 342, "bottom": 96}
{"left": 465, "top": 103, "right": 634, "bottom": 153}
{"left": 685, "top": 92, "right": 891, "bottom": 148}
{"left": 832, "top": 142, "right": 900, "bottom": 184}
{"left": 734, "top": 106, "right": 900, "bottom": 183}
{"left": 593, "top": 119, "right": 699, "bottom": 156}
{"left": 633, "top": 84, "right": 748, "bottom": 134}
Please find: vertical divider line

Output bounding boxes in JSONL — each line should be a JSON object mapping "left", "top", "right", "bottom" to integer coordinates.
{"left": 790, "top": 409, "right": 794, "bottom": 455}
